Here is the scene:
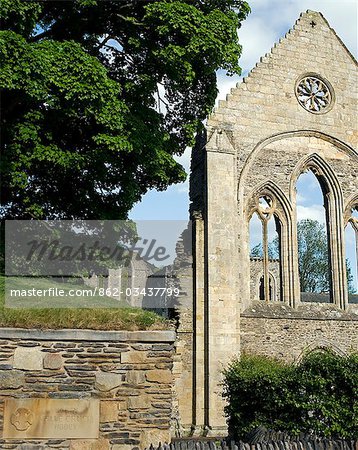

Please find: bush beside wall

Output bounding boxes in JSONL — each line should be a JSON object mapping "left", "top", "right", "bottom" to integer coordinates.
{"left": 223, "top": 351, "right": 358, "bottom": 440}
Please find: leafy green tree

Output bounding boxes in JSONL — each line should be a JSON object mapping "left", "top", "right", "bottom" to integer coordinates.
{"left": 297, "top": 219, "right": 330, "bottom": 293}
{"left": 346, "top": 260, "right": 355, "bottom": 294}
{"left": 250, "top": 240, "right": 279, "bottom": 259}
{"left": 297, "top": 219, "right": 355, "bottom": 294}
{"left": 0, "top": 0, "right": 250, "bottom": 220}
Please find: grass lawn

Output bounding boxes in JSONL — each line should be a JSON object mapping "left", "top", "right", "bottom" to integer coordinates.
{"left": 0, "top": 276, "right": 169, "bottom": 330}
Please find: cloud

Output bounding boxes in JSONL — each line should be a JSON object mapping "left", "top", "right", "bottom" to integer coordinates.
{"left": 296, "top": 192, "right": 307, "bottom": 204}
{"left": 297, "top": 205, "right": 326, "bottom": 223}
{"left": 345, "top": 224, "right": 356, "bottom": 245}
{"left": 249, "top": 213, "right": 262, "bottom": 247}
{"left": 216, "top": 71, "right": 242, "bottom": 101}
{"left": 176, "top": 182, "right": 189, "bottom": 194}
{"left": 238, "top": 16, "right": 278, "bottom": 73}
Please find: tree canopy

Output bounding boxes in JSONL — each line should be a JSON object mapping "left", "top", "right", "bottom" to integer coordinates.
{"left": 0, "top": 0, "right": 250, "bottom": 220}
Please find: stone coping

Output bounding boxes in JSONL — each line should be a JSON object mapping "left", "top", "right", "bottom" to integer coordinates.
{"left": 242, "top": 302, "right": 358, "bottom": 321}
{"left": 0, "top": 327, "right": 176, "bottom": 342}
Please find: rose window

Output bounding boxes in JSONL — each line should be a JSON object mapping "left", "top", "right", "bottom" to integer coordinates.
{"left": 296, "top": 75, "right": 333, "bottom": 113}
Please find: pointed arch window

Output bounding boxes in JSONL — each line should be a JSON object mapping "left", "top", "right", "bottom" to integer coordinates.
{"left": 249, "top": 195, "right": 281, "bottom": 302}
{"left": 346, "top": 206, "right": 358, "bottom": 302}
{"left": 296, "top": 169, "right": 332, "bottom": 303}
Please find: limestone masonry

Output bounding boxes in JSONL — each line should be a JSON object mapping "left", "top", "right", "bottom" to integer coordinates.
{"left": 0, "top": 329, "right": 175, "bottom": 449}
{"left": 183, "top": 9, "right": 358, "bottom": 435}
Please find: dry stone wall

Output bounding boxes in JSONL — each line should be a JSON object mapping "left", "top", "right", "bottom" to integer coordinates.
{"left": 0, "top": 328, "right": 176, "bottom": 450}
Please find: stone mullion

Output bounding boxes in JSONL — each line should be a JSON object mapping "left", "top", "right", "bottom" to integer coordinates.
{"left": 327, "top": 192, "right": 348, "bottom": 309}
{"left": 288, "top": 213, "right": 300, "bottom": 309}
{"left": 350, "top": 219, "right": 358, "bottom": 289}
{"left": 262, "top": 218, "right": 270, "bottom": 302}
{"left": 279, "top": 217, "right": 295, "bottom": 307}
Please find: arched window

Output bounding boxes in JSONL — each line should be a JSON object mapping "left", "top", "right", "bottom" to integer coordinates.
{"left": 249, "top": 195, "right": 281, "bottom": 302}
{"left": 259, "top": 273, "right": 277, "bottom": 301}
{"left": 296, "top": 170, "right": 331, "bottom": 303}
{"left": 345, "top": 206, "right": 358, "bottom": 303}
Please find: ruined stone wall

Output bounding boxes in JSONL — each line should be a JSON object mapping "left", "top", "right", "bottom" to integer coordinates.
{"left": 205, "top": 10, "right": 358, "bottom": 312}
{"left": 0, "top": 328, "right": 175, "bottom": 450}
{"left": 186, "top": 9, "right": 357, "bottom": 434}
{"left": 241, "top": 303, "right": 358, "bottom": 361}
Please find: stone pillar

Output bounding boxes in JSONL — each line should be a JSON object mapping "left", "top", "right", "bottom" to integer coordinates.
{"left": 203, "top": 128, "right": 240, "bottom": 434}
{"left": 192, "top": 214, "right": 206, "bottom": 434}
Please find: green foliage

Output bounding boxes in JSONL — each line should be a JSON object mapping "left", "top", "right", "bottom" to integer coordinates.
{"left": 297, "top": 219, "right": 330, "bottom": 293}
{"left": 1, "top": 0, "right": 250, "bottom": 220}
{"left": 346, "top": 259, "right": 355, "bottom": 294}
{"left": 223, "top": 352, "right": 358, "bottom": 440}
{"left": 250, "top": 238, "right": 279, "bottom": 259}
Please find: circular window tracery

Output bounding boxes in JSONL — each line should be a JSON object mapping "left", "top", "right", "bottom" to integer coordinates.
{"left": 295, "top": 75, "right": 333, "bottom": 114}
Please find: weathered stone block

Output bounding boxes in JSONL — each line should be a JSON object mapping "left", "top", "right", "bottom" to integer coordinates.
{"left": 13, "top": 347, "right": 43, "bottom": 371}
{"left": 121, "top": 351, "right": 148, "bottom": 364}
{"left": 128, "top": 396, "right": 151, "bottom": 410}
{"left": 0, "top": 369, "right": 24, "bottom": 389}
{"left": 95, "top": 371, "right": 124, "bottom": 391}
{"left": 141, "top": 429, "right": 171, "bottom": 449}
{"left": 43, "top": 353, "right": 63, "bottom": 370}
{"left": 112, "top": 446, "right": 133, "bottom": 450}
{"left": 70, "top": 439, "right": 109, "bottom": 450}
{"left": 146, "top": 370, "right": 172, "bottom": 384}
{"left": 100, "top": 401, "right": 120, "bottom": 422}
{"left": 17, "top": 445, "right": 48, "bottom": 450}
{"left": 126, "top": 370, "right": 146, "bottom": 385}
{"left": 3, "top": 398, "right": 99, "bottom": 439}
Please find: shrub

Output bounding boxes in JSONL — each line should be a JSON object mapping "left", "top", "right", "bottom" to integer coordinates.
{"left": 223, "top": 351, "right": 358, "bottom": 440}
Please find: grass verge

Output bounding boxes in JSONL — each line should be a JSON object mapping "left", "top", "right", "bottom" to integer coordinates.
{"left": 0, "top": 276, "right": 169, "bottom": 331}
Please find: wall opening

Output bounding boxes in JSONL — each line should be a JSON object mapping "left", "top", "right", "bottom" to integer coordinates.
{"left": 346, "top": 206, "right": 358, "bottom": 303}
{"left": 259, "top": 273, "right": 277, "bottom": 301}
{"left": 296, "top": 170, "right": 332, "bottom": 303}
{"left": 249, "top": 196, "right": 281, "bottom": 302}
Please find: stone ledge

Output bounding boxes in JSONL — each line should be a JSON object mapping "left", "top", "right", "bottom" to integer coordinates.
{"left": 242, "top": 302, "right": 358, "bottom": 321}
{"left": 0, "top": 328, "right": 176, "bottom": 342}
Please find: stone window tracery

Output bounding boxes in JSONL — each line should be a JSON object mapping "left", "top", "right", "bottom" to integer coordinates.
{"left": 295, "top": 75, "right": 333, "bottom": 113}
{"left": 249, "top": 195, "right": 281, "bottom": 302}
{"left": 295, "top": 169, "right": 332, "bottom": 302}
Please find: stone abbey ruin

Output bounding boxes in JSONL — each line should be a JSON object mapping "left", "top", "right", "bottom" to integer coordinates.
{"left": 174, "top": 9, "right": 358, "bottom": 436}
{"left": 0, "top": 10, "right": 357, "bottom": 449}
